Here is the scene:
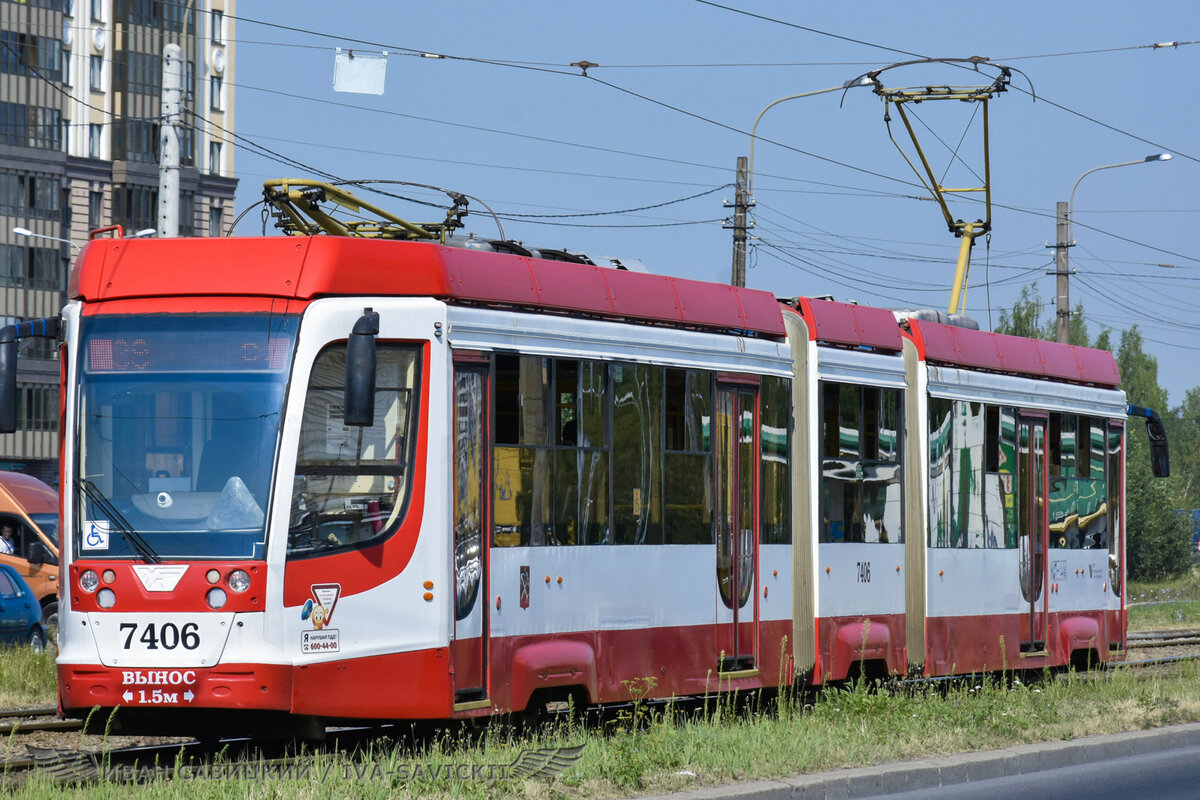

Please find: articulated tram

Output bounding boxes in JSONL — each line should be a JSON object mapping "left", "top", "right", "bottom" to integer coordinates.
{"left": 0, "top": 229, "right": 1167, "bottom": 735}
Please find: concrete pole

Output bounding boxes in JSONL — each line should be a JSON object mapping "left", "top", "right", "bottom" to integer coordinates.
{"left": 158, "top": 42, "right": 182, "bottom": 238}
{"left": 728, "top": 156, "right": 749, "bottom": 287}
{"left": 1054, "top": 200, "right": 1070, "bottom": 344}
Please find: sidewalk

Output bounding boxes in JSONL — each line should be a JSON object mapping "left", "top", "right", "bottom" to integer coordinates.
{"left": 639, "top": 722, "right": 1200, "bottom": 800}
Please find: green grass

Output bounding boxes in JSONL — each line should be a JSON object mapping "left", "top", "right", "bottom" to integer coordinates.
{"left": 1128, "top": 567, "right": 1200, "bottom": 630}
{"left": 0, "top": 645, "right": 56, "bottom": 708}
{"left": 10, "top": 661, "right": 1200, "bottom": 799}
{"left": 14, "top": 573, "right": 1200, "bottom": 797}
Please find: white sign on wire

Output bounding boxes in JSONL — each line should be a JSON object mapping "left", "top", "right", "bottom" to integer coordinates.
{"left": 333, "top": 48, "right": 388, "bottom": 95}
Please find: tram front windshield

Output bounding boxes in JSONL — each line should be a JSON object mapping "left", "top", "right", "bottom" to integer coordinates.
{"left": 75, "top": 314, "right": 298, "bottom": 560}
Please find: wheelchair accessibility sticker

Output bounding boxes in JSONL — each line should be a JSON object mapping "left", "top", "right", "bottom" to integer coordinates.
{"left": 82, "top": 520, "right": 111, "bottom": 551}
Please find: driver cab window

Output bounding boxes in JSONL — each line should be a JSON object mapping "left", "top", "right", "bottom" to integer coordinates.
{"left": 287, "top": 343, "right": 421, "bottom": 558}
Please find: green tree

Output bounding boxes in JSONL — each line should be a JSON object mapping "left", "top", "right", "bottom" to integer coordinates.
{"left": 1166, "top": 387, "right": 1200, "bottom": 508}
{"left": 1116, "top": 326, "right": 1193, "bottom": 580}
{"left": 993, "top": 292, "right": 1192, "bottom": 580}
{"left": 995, "top": 284, "right": 1053, "bottom": 340}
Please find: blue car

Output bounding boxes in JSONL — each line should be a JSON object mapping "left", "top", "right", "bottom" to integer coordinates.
{"left": 0, "top": 564, "right": 46, "bottom": 651}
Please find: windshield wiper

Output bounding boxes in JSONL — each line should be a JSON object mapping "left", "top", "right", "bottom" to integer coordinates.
{"left": 76, "top": 478, "right": 161, "bottom": 564}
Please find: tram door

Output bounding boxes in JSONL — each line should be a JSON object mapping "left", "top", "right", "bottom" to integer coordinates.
{"left": 1017, "top": 414, "right": 1049, "bottom": 653}
{"left": 715, "top": 384, "right": 759, "bottom": 672}
{"left": 452, "top": 365, "right": 489, "bottom": 703}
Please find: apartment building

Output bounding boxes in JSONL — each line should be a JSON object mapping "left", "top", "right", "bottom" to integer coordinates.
{"left": 0, "top": 0, "right": 236, "bottom": 481}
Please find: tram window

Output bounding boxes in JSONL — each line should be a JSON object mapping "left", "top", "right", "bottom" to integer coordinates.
{"left": 613, "top": 363, "right": 662, "bottom": 545}
{"left": 495, "top": 354, "right": 548, "bottom": 446}
{"left": 983, "top": 406, "right": 1016, "bottom": 548}
{"left": 822, "top": 383, "right": 839, "bottom": 458}
{"left": 1073, "top": 418, "right": 1110, "bottom": 551}
{"left": 928, "top": 397, "right": 954, "bottom": 548}
{"left": 1050, "top": 413, "right": 1088, "bottom": 549}
{"left": 1078, "top": 416, "right": 1092, "bottom": 479}
{"left": 760, "top": 376, "right": 791, "bottom": 545}
{"left": 958, "top": 402, "right": 986, "bottom": 549}
{"left": 985, "top": 406, "right": 1000, "bottom": 473}
{"left": 1107, "top": 424, "right": 1123, "bottom": 587}
{"left": 552, "top": 360, "right": 609, "bottom": 546}
{"left": 556, "top": 360, "right": 579, "bottom": 445}
{"left": 287, "top": 344, "right": 420, "bottom": 559}
{"left": 822, "top": 383, "right": 902, "bottom": 544}
{"left": 665, "top": 369, "right": 714, "bottom": 545}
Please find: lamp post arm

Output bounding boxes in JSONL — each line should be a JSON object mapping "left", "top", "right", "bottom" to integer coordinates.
{"left": 747, "top": 85, "right": 846, "bottom": 197}
{"left": 1068, "top": 154, "right": 1171, "bottom": 244}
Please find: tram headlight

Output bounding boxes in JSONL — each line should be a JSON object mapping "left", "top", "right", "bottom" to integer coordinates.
{"left": 206, "top": 587, "right": 228, "bottom": 609}
{"left": 79, "top": 570, "right": 99, "bottom": 593}
{"left": 227, "top": 569, "right": 250, "bottom": 593}
{"left": 96, "top": 588, "right": 116, "bottom": 609}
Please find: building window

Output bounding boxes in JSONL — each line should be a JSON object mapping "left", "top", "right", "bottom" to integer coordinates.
{"left": 0, "top": 104, "right": 63, "bottom": 151}
{"left": 88, "top": 190, "right": 102, "bottom": 229}
{"left": 210, "top": 10, "right": 224, "bottom": 44}
{"left": 208, "top": 141, "right": 222, "bottom": 175}
{"left": 91, "top": 0, "right": 102, "bottom": 22}
{"left": 111, "top": 119, "right": 158, "bottom": 163}
{"left": 209, "top": 205, "right": 223, "bottom": 237}
{"left": 180, "top": 191, "right": 194, "bottom": 236}
{"left": 112, "top": 184, "right": 157, "bottom": 233}
{"left": 209, "top": 75, "right": 223, "bottom": 111}
{"left": 88, "top": 123, "right": 101, "bottom": 158}
{"left": 89, "top": 55, "right": 102, "bottom": 92}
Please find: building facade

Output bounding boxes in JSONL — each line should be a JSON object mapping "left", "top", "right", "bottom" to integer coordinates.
{"left": 0, "top": 0, "right": 236, "bottom": 481}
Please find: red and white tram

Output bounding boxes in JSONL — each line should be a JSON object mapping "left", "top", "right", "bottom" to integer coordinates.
{"left": 0, "top": 225, "right": 1167, "bottom": 735}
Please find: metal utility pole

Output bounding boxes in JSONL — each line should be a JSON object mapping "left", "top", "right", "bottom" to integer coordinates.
{"left": 726, "top": 156, "right": 750, "bottom": 287}
{"left": 157, "top": 42, "right": 182, "bottom": 238}
{"left": 1053, "top": 201, "right": 1071, "bottom": 344}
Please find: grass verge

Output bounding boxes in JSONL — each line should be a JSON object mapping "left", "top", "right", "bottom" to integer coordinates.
{"left": 8, "top": 661, "right": 1200, "bottom": 799}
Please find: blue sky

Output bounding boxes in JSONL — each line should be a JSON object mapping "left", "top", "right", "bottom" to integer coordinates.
{"left": 228, "top": 1, "right": 1198, "bottom": 407}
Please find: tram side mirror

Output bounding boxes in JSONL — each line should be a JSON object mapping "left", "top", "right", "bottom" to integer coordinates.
{"left": 1145, "top": 417, "right": 1170, "bottom": 478}
{"left": 1129, "top": 404, "right": 1170, "bottom": 478}
{"left": 344, "top": 308, "right": 380, "bottom": 427}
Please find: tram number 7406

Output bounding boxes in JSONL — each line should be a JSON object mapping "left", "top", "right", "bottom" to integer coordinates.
{"left": 857, "top": 561, "right": 871, "bottom": 583}
{"left": 119, "top": 622, "right": 201, "bottom": 651}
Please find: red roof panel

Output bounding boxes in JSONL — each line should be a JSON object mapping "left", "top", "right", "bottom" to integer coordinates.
{"left": 72, "top": 236, "right": 785, "bottom": 338}
{"left": 908, "top": 320, "right": 1120, "bottom": 387}
{"left": 794, "top": 298, "right": 903, "bottom": 352}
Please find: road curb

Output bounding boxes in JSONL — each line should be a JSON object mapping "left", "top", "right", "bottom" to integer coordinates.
{"left": 638, "top": 722, "right": 1200, "bottom": 799}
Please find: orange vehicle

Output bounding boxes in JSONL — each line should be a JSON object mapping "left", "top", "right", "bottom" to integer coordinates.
{"left": 0, "top": 472, "right": 59, "bottom": 627}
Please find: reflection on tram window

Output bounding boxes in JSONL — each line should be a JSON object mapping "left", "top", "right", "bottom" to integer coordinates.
{"left": 1049, "top": 413, "right": 1109, "bottom": 550}
{"left": 665, "top": 369, "right": 714, "bottom": 545}
{"left": 493, "top": 358, "right": 609, "bottom": 547}
{"left": 983, "top": 406, "right": 1017, "bottom": 548}
{"left": 928, "top": 397, "right": 954, "bottom": 548}
{"left": 613, "top": 364, "right": 662, "bottom": 544}
{"left": 761, "top": 376, "right": 791, "bottom": 545}
{"left": 821, "top": 382, "right": 902, "bottom": 544}
{"left": 287, "top": 344, "right": 420, "bottom": 558}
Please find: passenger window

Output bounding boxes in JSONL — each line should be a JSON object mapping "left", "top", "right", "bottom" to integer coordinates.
{"left": 823, "top": 382, "right": 902, "bottom": 544}
{"left": 286, "top": 343, "right": 421, "bottom": 559}
{"left": 612, "top": 364, "right": 662, "bottom": 544}
{"left": 665, "top": 369, "right": 715, "bottom": 545}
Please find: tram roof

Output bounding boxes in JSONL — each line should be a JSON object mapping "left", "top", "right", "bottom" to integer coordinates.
{"left": 71, "top": 236, "right": 787, "bottom": 339}
{"left": 906, "top": 318, "right": 1121, "bottom": 388}
{"left": 789, "top": 297, "right": 904, "bottom": 352}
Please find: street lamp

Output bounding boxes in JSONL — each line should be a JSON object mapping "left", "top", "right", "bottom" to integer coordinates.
{"left": 1052, "top": 153, "right": 1172, "bottom": 343}
{"left": 729, "top": 76, "right": 874, "bottom": 287}
{"left": 12, "top": 227, "right": 82, "bottom": 253}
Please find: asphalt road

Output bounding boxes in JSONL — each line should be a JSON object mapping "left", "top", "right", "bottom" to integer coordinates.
{"left": 873, "top": 743, "right": 1200, "bottom": 800}
{"left": 642, "top": 722, "right": 1200, "bottom": 800}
